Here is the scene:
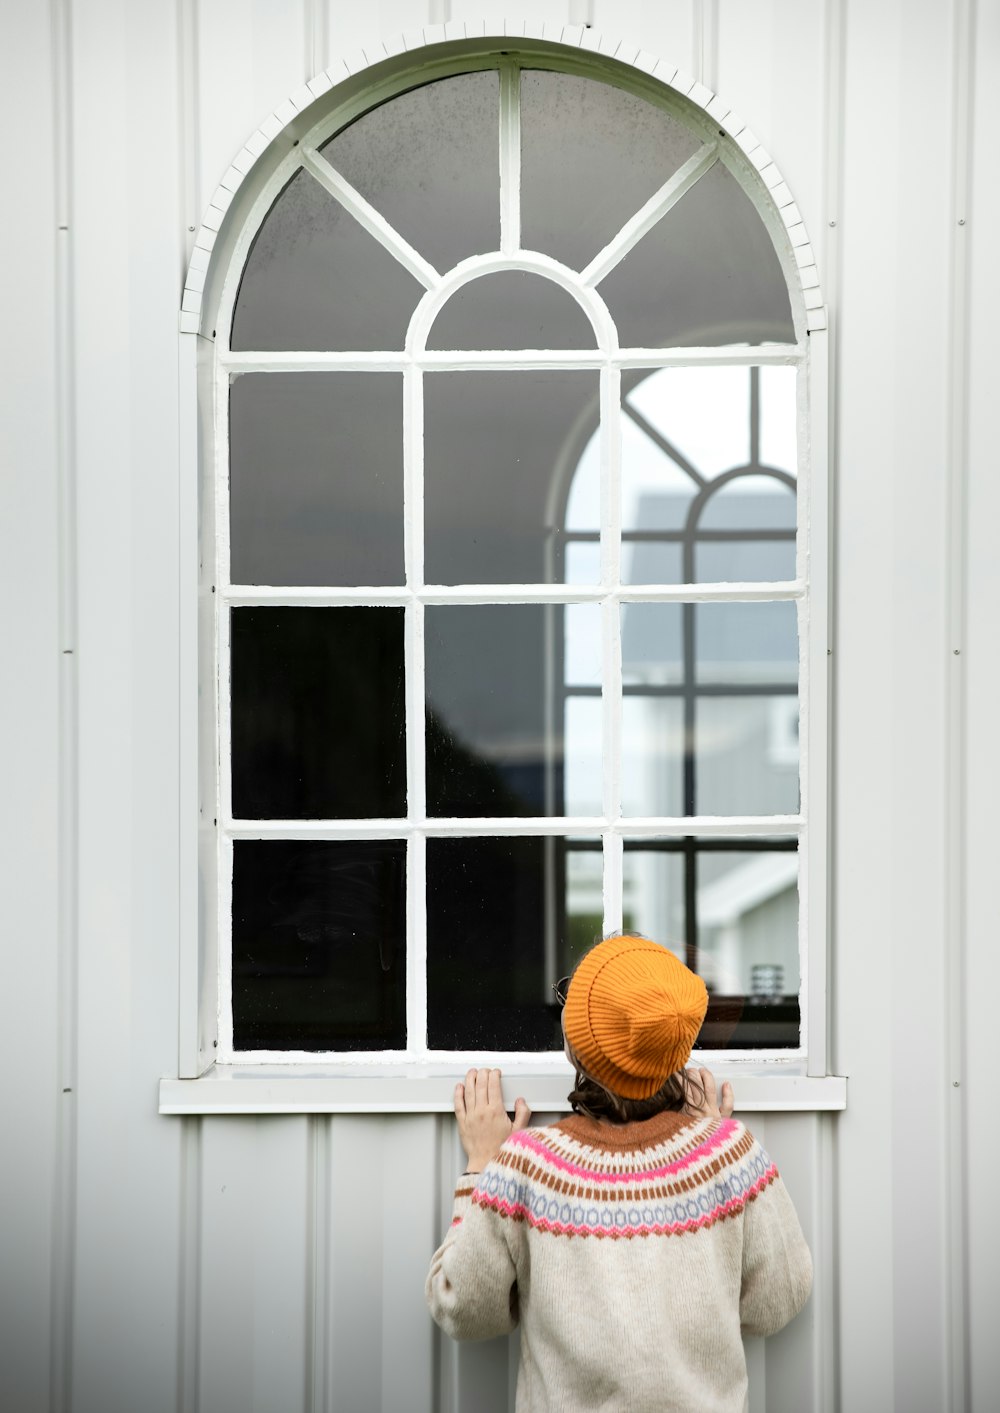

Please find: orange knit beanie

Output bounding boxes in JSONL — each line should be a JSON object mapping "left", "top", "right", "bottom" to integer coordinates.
{"left": 563, "top": 936, "right": 709, "bottom": 1099}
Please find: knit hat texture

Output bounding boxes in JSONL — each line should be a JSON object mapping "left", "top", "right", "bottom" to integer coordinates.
{"left": 563, "top": 936, "right": 709, "bottom": 1099}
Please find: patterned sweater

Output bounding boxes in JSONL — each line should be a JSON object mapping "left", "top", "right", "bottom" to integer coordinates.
{"left": 426, "top": 1109, "right": 812, "bottom": 1413}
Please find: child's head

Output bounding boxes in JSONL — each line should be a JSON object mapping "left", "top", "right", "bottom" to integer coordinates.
{"left": 562, "top": 934, "right": 708, "bottom": 1114}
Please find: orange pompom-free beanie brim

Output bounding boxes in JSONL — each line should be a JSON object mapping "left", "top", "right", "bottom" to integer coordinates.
{"left": 563, "top": 936, "right": 709, "bottom": 1099}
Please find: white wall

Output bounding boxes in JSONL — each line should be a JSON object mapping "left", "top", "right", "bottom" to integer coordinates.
{"left": 3, "top": 2, "right": 997, "bottom": 1411}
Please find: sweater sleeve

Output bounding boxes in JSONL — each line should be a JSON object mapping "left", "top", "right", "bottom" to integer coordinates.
{"left": 425, "top": 1168, "right": 519, "bottom": 1342}
{"left": 738, "top": 1135, "right": 813, "bottom": 1338}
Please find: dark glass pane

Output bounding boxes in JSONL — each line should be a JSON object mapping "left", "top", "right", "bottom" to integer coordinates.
{"left": 232, "top": 839, "right": 406, "bottom": 1051}
{"left": 321, "top": 73, "right": 500, "bottom": 273}
{"left": 427, "top": 272, "right": 595, "bottom": 350}
{"left": 520, "top": 71, "right": 702, "bottom": 271}
{"left": 424, "top": 371, "right": 599, "bottom": 583}
{"left": 598, "top": 162, "right": 794, "bottom": 347}
{"left": 425, "top": 604, "right": 600, "bottom": 817}
{"left": 231, "top": 607, "right": 405, "bottom": 819}
{"left": 427, "top": 836, "right": 570, "bottom": 1049}
{"left": 231, "top": 169, "right": 423, "bottom": 351}
{"left": 623, "top": 839, "right": 799, "bottom": 1048}
{"left": 230, "top": 373, "right": 403, "bottom": 586}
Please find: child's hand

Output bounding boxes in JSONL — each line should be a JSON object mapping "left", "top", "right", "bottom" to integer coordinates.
{"left": 682, "top": 1066, "right": 735, "bottom": 1120}
{"left": 454, "top": 1067, "right": 531, "bottom": 1173}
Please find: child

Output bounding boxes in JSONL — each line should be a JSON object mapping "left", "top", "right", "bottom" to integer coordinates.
{"left": 426, "top": 934, "right": 812, "bottom": 1412}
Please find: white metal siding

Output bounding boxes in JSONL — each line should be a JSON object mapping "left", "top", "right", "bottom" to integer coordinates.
{"left": 3, "top": 3, "right": 997, "bottom": 1411}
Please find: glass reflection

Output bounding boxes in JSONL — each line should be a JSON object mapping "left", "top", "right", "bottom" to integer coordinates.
{"left": 618, "top": 366, "right": 797, "bottom": 585}
{"left": 424, "top": 371, "right": 599, "bottom": 584}
{"left": 232, "top": 839, "right": 406, "bottom": 1051}
{"left": 230, "top": 607, "right": 406, "bottom": 820}
{"left": 426, "top": 835, "right": 599, "bottom": 1050}
{"left": 620, "top": 602, "right": 797, "bottom": 817}
{"left": 623, "top": 840, "right": 799, "bottom": 1048}
{"left": 230, "top": 373, "right": 403, "bottom": 587}
{"left": 425, "top": 603, "right": 601, "bottom": 817}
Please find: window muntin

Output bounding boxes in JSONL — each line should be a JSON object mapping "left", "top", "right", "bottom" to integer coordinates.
{"left": 215, "top": 57, "right": 811, "bottom": 1065}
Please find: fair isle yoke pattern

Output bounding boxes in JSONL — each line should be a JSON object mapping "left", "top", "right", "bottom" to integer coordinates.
{"left": 471, "top": 1114, "right": 777, "bottom": 1240}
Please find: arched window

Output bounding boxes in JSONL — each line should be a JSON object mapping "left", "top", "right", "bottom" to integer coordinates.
{"left": 188, "top": 42, "right": 827, "bottom": 1078}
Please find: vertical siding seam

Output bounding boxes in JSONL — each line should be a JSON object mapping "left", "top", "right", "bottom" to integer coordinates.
{"left": 177, "top": 1118, "right": 203, "bottom": 1413}
{"left": 821, "top": 6, "right": 846, "bottom": 1407}
{"left": 945, "top": 2, "right": 976, "bottom": 1409}
{"left": 177, "top": 0, "right": 200, "bottom": 264}
{"left": 306, "top": 1116, "right": 332, "bottom": 1413}
{"left": 50, "top": 0, "right": 78, "bottom": 1409}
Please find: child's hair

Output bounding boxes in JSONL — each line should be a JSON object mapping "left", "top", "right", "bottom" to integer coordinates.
{"left": 565, "top": 1036, "right": 705, "bottom": 1122}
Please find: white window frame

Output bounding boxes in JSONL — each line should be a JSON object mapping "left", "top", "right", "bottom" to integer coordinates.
{"left": 162, "top": 29, "right": 843, "bottom": 1116}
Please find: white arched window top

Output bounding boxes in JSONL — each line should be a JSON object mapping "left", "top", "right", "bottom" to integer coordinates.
{"left": 168, "top": 31, "right": 835, "bottom": 1108}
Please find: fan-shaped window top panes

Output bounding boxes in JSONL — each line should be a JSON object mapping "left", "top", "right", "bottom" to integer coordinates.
{"left": 216, "top": 55, "right": 811, "bottom": 1063}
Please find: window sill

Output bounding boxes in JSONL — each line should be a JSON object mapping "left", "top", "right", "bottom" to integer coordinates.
{"left": 159, "top": 1063, "right": 846, "bottom": 1115}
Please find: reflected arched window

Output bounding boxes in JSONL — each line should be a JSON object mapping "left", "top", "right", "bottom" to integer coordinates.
{"left": 218, "top": 57, "right": 811, "bottom": 1061}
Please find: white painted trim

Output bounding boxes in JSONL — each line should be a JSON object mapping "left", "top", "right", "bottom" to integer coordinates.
{"left": 221, "top": 345, "right": 802, "bottom": 373}
{"left": 222, "top": 817, "right": 804, "bottom": 840}
{"left": 159, "top": 1067, "right": 847, "bottom": 1116}
{"left": 221, "top": 582, "right": 805, "bottom": 606}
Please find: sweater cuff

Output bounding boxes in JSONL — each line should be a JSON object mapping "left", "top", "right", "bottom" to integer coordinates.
{"left": 450, "top": 1171, "right": 479, "bottom": 1225}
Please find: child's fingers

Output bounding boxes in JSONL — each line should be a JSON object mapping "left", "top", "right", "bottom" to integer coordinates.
{"left": 720, "top": 1081, "right": 735, "bottom": 1117}
{"left": 476, "top": 1067, "right": 492, "bottom": 1109}
{"left": 512, "top": 1097, "right": 532, "bottom": 1130}
{"left": 699, "top": 1067, "right": 718, "bottom": 1109}
{"left": 487, "top": 1067, "right": 503, "bottom": 1109}
{"left": 453, "top": 1082, "right": 466, "bottom": 1120}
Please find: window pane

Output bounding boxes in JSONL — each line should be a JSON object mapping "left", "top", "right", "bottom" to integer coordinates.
{"left": 320, "top": 73, "right": 500, "bottom": 273}
{"left": 425, "top": 604, "right": 600, "bottom": 817}
{"left": 424, "top": 371, "right": 599, "bottom": 584}
{"left": 621, "top": 602, "right": 798, "bottom": 817}
{"left": 230, "top": 607, "right": 405, "bottom": 819}
{"left": 623, "top": 840, "right": 799, "bottom": 1048}
{"left": 696, "top": 697, "right": 799, "bottom": 815}
{"left": 427, "top": 835, "right": 588, "bottom": 1050}
{"left": 621, "top": 695, "right": 684, "bottom": 817}
{"left": 695, "top": 601, "right": 798, "bottom": 686}
{"left": 564, "top": 697, "right": 602, "bottom": 816}
{"left": 426, "top": 272, "right": 596, "bottom": 350}
{"left": 598, "top": 162, "right": 794, "bottom": 347}
{"left": 232, "top": 839, "right": 406, "bottom": 1051}
{"left": 520, "top": 71, "right": 702, "bottom": 271}
{"left": 626, "top": 367, "right": 750, "bottom": 481}
{"left": 624, "top": 602, "right": 800, "bottom": 689}
{"left": 621, "top": 603, "right": 683, "bottom": 686}
{"left": 231, "top": 169, "right": 423, "bottom": 351}
{"left": 230, "top": 373, "right": 403, "bottom": 586}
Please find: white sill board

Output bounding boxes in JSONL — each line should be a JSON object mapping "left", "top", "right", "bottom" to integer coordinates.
{"left": 159, "top": 1064, "right": 847, "bottom": 1115}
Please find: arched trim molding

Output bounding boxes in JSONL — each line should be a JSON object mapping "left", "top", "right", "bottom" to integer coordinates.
{"left": 180, "top": 21, "right": 826, "bottom": 339}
